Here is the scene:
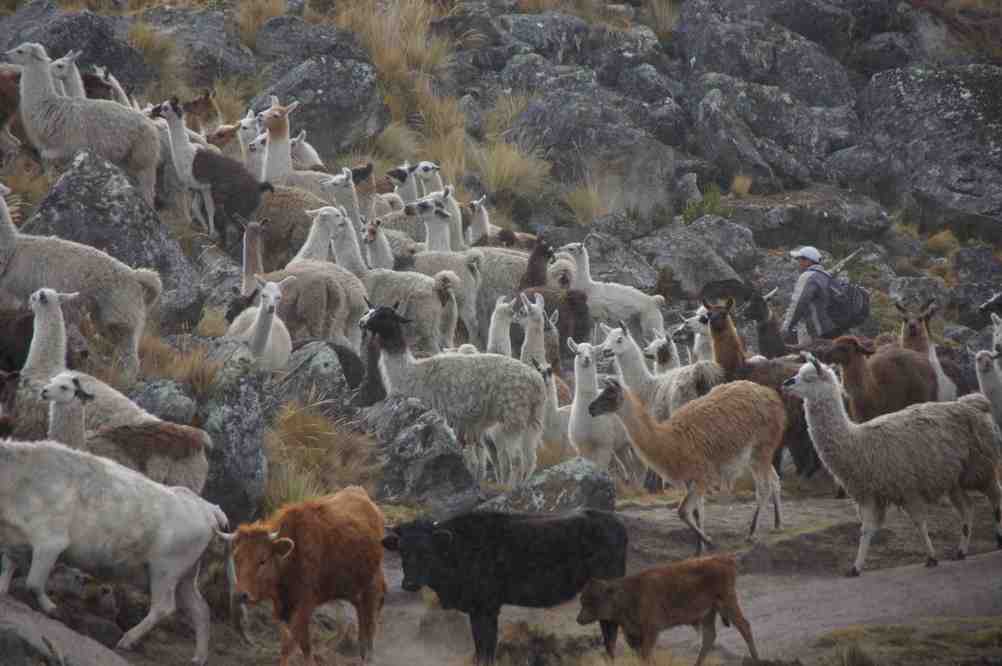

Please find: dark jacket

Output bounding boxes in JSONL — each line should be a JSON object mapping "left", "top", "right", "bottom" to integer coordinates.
{"left": 782, "top": 264, "right": 835, "bottom": 338}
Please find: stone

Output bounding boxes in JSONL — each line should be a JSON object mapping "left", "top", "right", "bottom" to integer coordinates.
{"left": 251, "top": 56, "right": 388, "bottom": 161}
{"left": 591, "top": 211, "right": 653, "bottom": 241}
{"left": 676, "top": 172, "right": 702, "bottom": 207}
{"left": 632, "top": 227, "right": 744, "bottom": 301}
{"left": 255, "top": 16, "right": 369, "bottom": 82}
{"left": 22, "top": 153, "right": 204, "bottom": 332}
{"left": 198, "top": 354, "right": 268, "bottom": 523}
{"left": 949, "top": 282, "right": 998, "bottom": 331}
{"left": 583, "top": 232, "right": 658, "bottom": 291}
{"left": 478, "top": 458, "right": 615, "bottom": 512}
{"left": 687, "top": 215, "right": 758, "bottom": 272}
{"left": 889, "top": 276, "right": 949, "bottom": 313}
{"left": 848, "top": 32, "right": 917, "bottom": 78}
{"left": 263, "top": 341, "right": 355, "bottom": 422}
{"left": 0, "top": 596, "right": 131, "bottom": 666}
{"left": 129, "top": 379, "right": 196, "bottom": 425}
{"left": 952, "top": 246, "right": 1002, "bottom": 285}
{"left": 498, "top": 12, "right": 590, "bottom": 63}
{"left": 363, "top": 396, "right": 479, "bottom": 509}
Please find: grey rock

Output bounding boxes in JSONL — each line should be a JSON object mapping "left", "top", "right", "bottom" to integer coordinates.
{"left": 952, "top": 245, "right": 1002, "bottom": 285}
{"left": 950, "top": 282, "right": 998, "bottom": 331}
{"left": 363, "top": 396, "right": 478, "bottom": 507}
{"left": 263, "top": 341, "right": 353, "bottom": 422}
{"left": 889, "top": 276, "right": 949, "bottom": 312}
{"left": 592, "top": 211, "right": 653, "bottom": 241}
{"left": 478, "top": 458, "right": 615, "bottom": 512}
{"left": 498, "top": 12, "right": 589, "bottom": 63}
{"left": 689, "top": 73, "right": 857, "bottom": 192}
{"left": 679, "top": 0, "right": 855, "bottom": 107}
{"left": 832, "top": 65, "right": 1002, "bottom": 242}
{"left": 198, "top": 354, "right": 267, "bottom": 524}
{"left": 431, "top": 1, "right": 506, "bottom": 48}
{"left": 632, "top": 226, "right": 744, "bottom": 301}
{"left": 676, "top": 172, "right": 702, "bottom": 206}
{"left": 726, "top": 185, "right": 890, "bottom": 248}
{"left": 194, "top": 243, "right": 243, "bottom": 312}
{"left": 687, "top": 215, "right": 758, "bottom": 272}
{"left": 848, "top": 32, "right": 917, "bottom": 77}
{"left": 141, "top": 6, "right": 255, "bottom": 87}
{"left": 584, "top": 232, "right": 657, "bottom": 291}
{"left": 0, "top": 596, "right": 131, "bottom": 666}
{"left": 880, "top": 223, "right": 924, "bottom": 260}
{"left": 130, "top": 379, "right": 196, "bottom": 425}
{"left": 0, "top": 3, "right": 153, "bottom": 93}
{"left": 255, "top": 16, "right": 368, "bottom": 82}
{"left": 251, "top": 56, "right": 388, "bottom": 161}
{"left": 22, "top": 153, "right": 204, "bottom": 332}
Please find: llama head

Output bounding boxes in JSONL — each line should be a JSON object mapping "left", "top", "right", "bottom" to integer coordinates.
{"left": 515, "top": 292, "right": 546, "bottom": 326}
{"left": 781, "top": 353, "right": 836, "bottom": 400}
{"left": 643, "top": 330, "right": 676, "bottom": 367}
{"left": 386, "top": 161, "right": 418, "bottom": 186}
{"left": 700, "top": 298, "right": 735, "bottom": 334}
{"left": 5, "top": 43, "right": 50, "bottom": 65}
{"left": 827, "top": 336, "right": 875, "bottom": 367}
{"left": 742, "top": 287, "right": 778, "bottom": 323}
{"left": 364, "top": 217, "right": 383, "bottom": 244}
{"left": 596, "top": 322, "right": 634, "bottom": 361}
{"left": 414, "top": 161, "right": 441, "bottom": 184}
{"left": 492, "top": 296, "right": 517, "bottom": 323}
{"left": 49, "top": 49, "right": 82, "bottom": 82}
{"left": 29, "top": 288, "right": 79, "bottom": 316}
{"left": 207, "top": 123, "right": 238, "bottom": 148}
{"left": 150, "top": 97, "right": 184, "bottom": 123}
{"left": 257, "top": 99, "right": 300, "bottom": 135}
{"left": 588, "top": 377, "right": 624, "bottom": 417}
{"left": 975, "top": 349, "right": 999, "bottom": 376}
{"left": 558, "top": 242, "right": 585, "bottom": 261}
{"left": 40, "top": 371, "right": 94, "bottom": 405}
{"left": 322, "top": 167, "right": 354, "bottom": 195}
{"left": 895, "top": 299, "right": 936, "bottom": 347}
{"left": 254, "top": 276, "right": 296, "bottom": 314}
{"left": 403, "top": 193, "right": 451, "bottom": 219}
{"left": 679, "top": 305, "right": 709, "bottom": 338}
{"left": 350, "top": 161, "right": 374, "bottom": 185}
{"left": 308, "top": 205, "right": 351, "bottom": 240}
{"left": 567, "top": 337, "right": 597, "bottom": 371}
{"left": 359, "top": 301, "right": 410, "bottom": 339}
{"left": 531, "top": 358, "right": 554, "bottom": 384}
{"left": 237, "top": 110, "right": 259, "bottom": 145}
{"left": 182, "top": 89, "right": 217, "bottom": 120}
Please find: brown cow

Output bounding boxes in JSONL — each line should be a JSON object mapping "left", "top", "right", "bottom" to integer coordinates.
{"left": 576, "top": 554, "right": 758, "bottom": 666}
{"left": 225, "top": 486, "right": 387, "bottom": 666}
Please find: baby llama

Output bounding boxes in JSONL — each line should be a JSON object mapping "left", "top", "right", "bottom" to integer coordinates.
{"left": 226, "top": 276, "right": 296, "bottom": 371}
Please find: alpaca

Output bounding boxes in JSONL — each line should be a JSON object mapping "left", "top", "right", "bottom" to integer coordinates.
{"left": 783, "top": 354, "right": 1002, "bottom": 574}
{"left": 643, "top": 330, "right": 681, "bottom": 374}
{"left": 590, "top": 377, "right": 786, "bottom": 552}
{"left": 740, "top": 287, "right": 786, "bottom": 359}
{"left": 257, "top": 98, "right": 332, "bottom": 201}
{"left": 567, "top": 338, "right": 631, "bottom": 470}
{"left": 896, "top": 299, "right": 959, "bottom": 401}
{"left": 362, "top": 303, "right": 545, "bottom": 485}
{"left": 975, "top": 349, "right": 1002, "bottom": 429}
{"left": 226, "top": 276, "right": 296, "bottom": 371}
{"left": 558, "top": 242, "right": 665, "bottom": 339}
{"left": 487, "top": 296, "right": 516, "bottom": 356}
{"left": 42, "top": 371, "right": 210, "bottom": 493}
{"left": 8, "top": 42, "right": 160, "bottom": 205}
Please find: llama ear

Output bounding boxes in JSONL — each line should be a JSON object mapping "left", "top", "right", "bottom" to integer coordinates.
{"left": 277, "top": 275, "right": 297, "bottom": 290}
{"left": 599, "top": 322, "right": 613, "bottom": 335}
{"left": 285, "top": 101, "right": 300, "bottom": 115}
{"left": 296, "top": 130, "right": 306, "bottom": 141}
{"left": 618, "top": 320, "right": 629, "bottom": 336}
{"left": 254, "top": 275, "right": 267, "bottom": 289}
{"left": 724, "top": 297, "right": 735, "bottom": 311}
{"left": 567, "top": 337, "right": 579, "bottom": 354}
{"left": 269, "top": 95, "right": 280, "bottom": 107}
{"left": 549, "top": 309, "right": 559, "bottom": 326}
{"left": 304, "top": 207, "right": 324, "bottom": 216}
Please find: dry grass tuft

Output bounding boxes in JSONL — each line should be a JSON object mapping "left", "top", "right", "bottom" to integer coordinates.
{"left": 1, "top": 0, "right": 23, "bottom": 15}
{"left": 925, "top": 229, "right": 961, "bottom": 256}
{"left": 536, "top": 439, "right": 570, "bottom": 470}
{"left": 1, "top": 155, "right": 52, "bottom": 216}
{"left": 646, "top": 0, "right": 678, "bottom": 40}
{"left": 473, "top": 140, "right": 549, "bottom": 201}
{"left": 238, "top": 0, "right": 287, "bottom": 50}
{"left": 264, "top": 400, "right": 382, "bottom": 513}
{"left": 129, "top": 21, "right": 189, "bottom": 104}
{"left": 562, "top": 171, "right": 607, "bottom": 225}
{"left": 730, "top": 173, "right": 753, "bottom": 197}
{"left": 483, "top": 94, "right": 532, "bottom": 143}
{"left": 196, "top": 307, "right": 229, "bottom": 338}
{"left": 304, "top": 0, "right": 337, "bottom": 22}
{"left": 211, "top": 76, "right": 259, "bottom": 124}
{"left": 139, "top": 335, "right": 223, "bottom": 401}
{"left": 372, "top": 121, "right": 422, "bottom": 163}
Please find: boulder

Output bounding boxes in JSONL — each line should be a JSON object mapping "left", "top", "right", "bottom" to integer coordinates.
{"left": 632, "top": 227, "right": 744, "bottom": 301}
{"left": 952, "top": 245, "right": 1002, "bottom": 285}
{"left": 949, "top": 281, "right": 998, "bottom": 331}
{"left": 889, "top": 276, "right": 949, "bottom": 313}
{"left": 498, "top": 12, "right": 590, "bottom": 63}
{"left": 0, "top": 3, "right": 153, "bottom": 92}
{"left": 0, "top": 596, "right": 131, "bottom": 666}
{"left": 678, "top": 0, "right": 854, "bottom": 107}
{"left": 198, "top": 354, "right": 268, "bottom": 524}
{"left": 688, "top": 73, "right": 857, "bottom": 192}
{"left": 141, "top": 5, "right": 255, "bottom": 87}
{"left": 726, "top": 185, "right": 890, "bottom": 248}
{"left": 832, "top": 65, "right": 1002, "bottom": 242}
{"left": 194, "top": 242, "right": 243, "bottom": 313}
{"left": 847, "top": 32, "right": 917, "bottom": 78}
{"left": 363, "top": 396, "right": 479, "bottom": 510}
{"left": 263, "top": 341, "right": 356, "bottom": 422}
{"left": 430, "top": 1, "right": 506, "bottom": 48}
{"left": 255, "top": 16, "right": 369, "bottom": 82}
{"left": 22, "top": 153, "right": 204, "bottom": 331}
{"left": 251, "top": 56, "right": 387, "bottom": 161}
{"left": 591, "top": 210, "right": 654, "bottom": 241}
{"left": 478, "top": 458, "right": 615, "bottom": 512}
{"left": 129, "top": 379, "right": 196, "bottom": 425}
{"left": 687, "top": 215, "right": 758, "bottom": 272}
{"left": 583, "top": 232, "right": 657, "bottom": 291}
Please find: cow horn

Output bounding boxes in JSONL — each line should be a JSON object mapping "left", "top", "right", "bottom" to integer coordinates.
{"left": 215, "top": 529, "right": 237, "bottom": 543}
{"left": 268, "top": 530, "right": 280, "bottom": 541}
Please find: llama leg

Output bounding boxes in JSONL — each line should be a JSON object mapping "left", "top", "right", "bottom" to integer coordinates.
{"left": 903, "top": 497, "right": 937, "bottom": 567}
{"left": 770, "top": 466, "right": 783, "bottom": 529}
{"left": 948, "top": 487, "right": 974, "bottom": 560}
{"left": 0, "top": 553, "right": 14, "bottom": 594}
{"left": 679, "top": 486, "right": 713, "bottom": 554}
{"left": 747, "top": 468, "right": 770, "bottom": 542}
{"left": 849, "top": 499, "right": 881, "bottom": 576}
{"left": 25, "top": 539, "right": 68, "bottom": 615}
{"left": 175, "top": 563, "right": 211, "bottom": 666}
{"left": 137, "top": 164, "right": 157, "bottom": 208}
{"left": 518, "top": 426, "right": 541, "bottom": 482}
{"left": 190, "top": 189, "right": 207, "bottom": 229}
{"left": 202, "top": 187, "right": 217, "bottom": 239}
{"left": 694, "top": 610, "right": 717, "bottom": 666}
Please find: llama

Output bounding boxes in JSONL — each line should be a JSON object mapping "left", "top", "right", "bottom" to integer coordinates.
{"left": 467, "top": 195, "right": 535, "bottom": 249}
{"left": 42, "top": 371, "right": 210, "bottom": 493}
{"left": 740, "top": 287, "right": 786, "bottom": 359}
{"left": 257, "top": 98, "right": 332, "bottom": 201}
{"left": 387, "top": 161, "right": 423, "bottom": 203}
{"left": 558, "top": 242, "right": 665, "bottom": 339}
{"left": 783, "top": 354, "right": 1002, "bottom": 574}
{"left": 515, "top": 292, "right": 571, "bottom": 402}
{"left": 8, "top": 42, "right": 160, "bottom": 205}
{"left": 363, "top": 216, "right": 397, "bottom": 270}
{"left": 181, "top": 89, "right": 220, "bottom": 135}
{"left": 643, "top": 330, "right": 681, "bottom": 374}
{"left": 226, "top": 276, "right": 296, "bottom": 371}
{"left": 475, "top": 247, "right": 531, "bottom": 346}
{"left": 975, "top": 349, "right": 1002, "bottom": 430}
{"left": 290, "top": 129, "right": 325, "bottom": 170}
{"left": 566, "top": 338, "right": 631, "bottom": 470}
{"left": 91, "top": 64, "right": 131, "bottom": 107}
{"left": 590, "top": 377, "right": 786, "bottom": 552}
{"left": 411, "top": 248, "right": 485, "bottom": 348}
{"left": 896, "top": 299, "right": 960, "bottom": 401}
{"left": 362, "top": 303, "right": 545, "bottom": 485}
{"left": 49, "top": 49, "right": 85, "bottom": 98}
{"left": 487, "top": 296, "right": 516, "bottom": 356}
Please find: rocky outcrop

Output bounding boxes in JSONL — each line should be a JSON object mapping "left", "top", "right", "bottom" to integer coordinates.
{"left": 478, "top": 458, "right": 615, "bottom": 512}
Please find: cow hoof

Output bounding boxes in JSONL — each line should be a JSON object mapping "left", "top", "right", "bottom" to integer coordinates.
{"left": 846, "top": 566, "right": 861, "bottom": 578}
{"left": 925, "top": 556, "right": 938, "bottom": 568}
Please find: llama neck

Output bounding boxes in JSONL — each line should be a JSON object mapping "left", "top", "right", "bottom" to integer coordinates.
{"left": 289, "top": 220, "right": 331, "bottom": 265}
{"left": 614, "top": 340, "right": 656, "bottom": 401}
{"left": 330, "top": 231, "right": 368, "bottom": 278}
{"left": 520, "top": 317, "right": 546, "bottom": 366}
{"left": 801, "top": 383, "right": 860, "bottom": 477}
{"left": 336, "top": 185, "right": 362, "bottom": 226}
{"left": 611, "top": 391, "right": 662, "bottom": 464}
{"left": 487, "top": 314, "right": 512, "bottom": 356}
{"left": 248, "top": 306, "right": 274, "bottom": 358}
{"left": 837, "top": 355, "right": 871, "bottom": 421}
{"left": 242, "top": 229, "right": 264, "bottom": 296}
{"left": 424, "top": 172, "right": 445, "bottom": 193}
{"left": 376, "top": 342, "right": 417, "bottom": 395}
{"left": 23, "top": 307, "right": 67, "bottom": 378}
{"left": 693, "top": 332, "right": 712, "bottom": 362}
{"left": 398, "top": 176, "right": 420, "bottom": 203}
{"left": 48, "top": 399, "right": 85, "bottom": 449}
{"left": 470, "top": 208, "right": 490, "bottom": 244}
{"left": 366, "top": 229, "right": 395, "bottom": 270}
{"left": 900, "top": 325, "right": 931, "bottom": 354}
{"left": 542, "top": 377, "right": 563, "bottom": 440}
{"left": 573, "top": 363, "right": 600, "bottom": 403}
{"left": 524, "top": 252, "right": 549, "bottom": 287}
{"left": 59, "top": 67, "right": 85, "bottom": 98}
{"left": 710, "top": 321, "right": 746, "bottom": 377}
{"left": 756, "top": 317, "right": 786, "bottom": 358}
{"left": 263, "top": 128, "right": 292, "bottom": 181}
{"left": 446, "top": 198, "right": 466, "bottom": 251}
{"left": 165, "top": 114, "right": 198, "bottom": 180}
{"left": 19, "top": 60, "right": 59, "bottom": 109}
{"left": 106, "top": 74, "right": 130, "bottom": 106}
{"left": 574, "top": 252, "right": 594, "bottom": 289}
{"left": 424, "top": 218, "right": 452, "bottom": 252}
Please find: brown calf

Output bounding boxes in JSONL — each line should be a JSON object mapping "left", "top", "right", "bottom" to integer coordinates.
{"left": 577, "top": 554, "right": 758, "bottom": 666}
{"left": 228, "top": 486, "right": 387, "bottom": 666}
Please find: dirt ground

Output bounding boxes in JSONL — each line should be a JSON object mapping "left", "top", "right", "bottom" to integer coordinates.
{"left": 14, "top": 472, "right": 1002, "bottom": 666}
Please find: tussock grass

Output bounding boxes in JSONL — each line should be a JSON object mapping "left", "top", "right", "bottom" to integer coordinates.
{"left": 238, "top": 0, "right": 287, "bottom": 50}
{"left": 483, "top": 94, "right": 532, "bottom": 143}
{"left": 129, "top": 21, "right": 188, "bottom": 104}
{"left": 372, "top": 121, "right": 422, "bottom": 163}
{"left": 646, "top": 0, "right": 678, "bottom": 40}
{"left": 304, "top": 0, "right": 337, "bottom": 22}
{"left": 925, "top": 228, "right": 961, "bottom": 256}
{"left": 473, "top": 140, "right": 549, "bottom": 201}
{"left": 562, "top": 170, "right": 607, "bottom": 225}
{"left": 139, "top": 335, "right": 222, "bottom": 401}
{"left": 211, "top": 75, "right": 259, "bottom": 124}
{"left": 1, "top": 155, "right": 51, "bottom": 216}
{"left": 196, "top": 307, "right": 229, "bottom": 337}
{"left": 730, "top": 173, "right": 753, "bottom": 197}
{"left": 1, "top": 0, "right": 23, "bottom": 15}
{"left": 264, "top": 400, "right": 382, "bottom": 513}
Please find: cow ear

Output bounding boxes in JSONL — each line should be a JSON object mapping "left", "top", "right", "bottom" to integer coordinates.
{"left": 432, "top": 529, "right": 454, "bottom": 549}
{"left": 381, "top": 534, "right": 400, "bottom": 551}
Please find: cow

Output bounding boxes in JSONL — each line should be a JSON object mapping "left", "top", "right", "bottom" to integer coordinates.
{"left": 0, "top": 439, "right": 229, "bottom": 665}
{"left": 222, "top": 486, "right": 387, "bottom": 666}
{"left": 576, "top": 554, "right": 759, "bottom": 666}
{"left": 382, "top": 509, "right": 628, "bottom": 665}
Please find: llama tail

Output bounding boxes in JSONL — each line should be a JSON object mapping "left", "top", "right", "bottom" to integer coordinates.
{"left": 133, "top": 268, "right": 163, "bottom": 307}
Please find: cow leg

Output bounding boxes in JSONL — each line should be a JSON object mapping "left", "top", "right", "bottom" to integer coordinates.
{"left": 356, "top": 577, "right": 383, "bottom": 662}
{"left": 278, "top": 623, "right": 296, "bottom": 666}
{"left": 694, "top": 610, "right": 717, "bottom": 666}
{"left": 599, "top": 620, "right": 619, "bottom": 658}
{"left": 720, "top": 600, "right": 759, "bottom": 662}
{"left": 471, "top": 613, "right": 499, "bottom": 665}
{"left": 289, "top": 604, "right": 317, "bottom": 666}
{"left": 118, "top": 565, "right": 180, "bottom": 652}
{"left": 25, "top": 539, "right": 68, "bottom": 615}
{"left": 176, "top": 563, "right": 211, "bottom": 666}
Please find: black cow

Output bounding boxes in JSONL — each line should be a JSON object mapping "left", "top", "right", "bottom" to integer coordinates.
{"left": 382, "top": 509, "right": 628, "bottom": 665}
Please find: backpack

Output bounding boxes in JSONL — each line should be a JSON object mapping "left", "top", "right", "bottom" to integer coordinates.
{"left": 826, "top": 274, "right": 870, "bottom": 330}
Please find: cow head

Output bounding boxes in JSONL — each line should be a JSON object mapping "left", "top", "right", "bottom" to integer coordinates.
{"left": 382, "top": 520, "right": 453, "bottom": 593}
{"left": 229, "top": 527, "right": 295, "bottom": 605}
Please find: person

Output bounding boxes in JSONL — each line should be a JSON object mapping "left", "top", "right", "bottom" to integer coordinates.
{"left": 781, "top": 246, "right": 845, "bottom": 344}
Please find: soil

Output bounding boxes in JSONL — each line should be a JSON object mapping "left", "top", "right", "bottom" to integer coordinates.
{"left": 10, "top": 473, "right": 1002, "bottom": 665}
